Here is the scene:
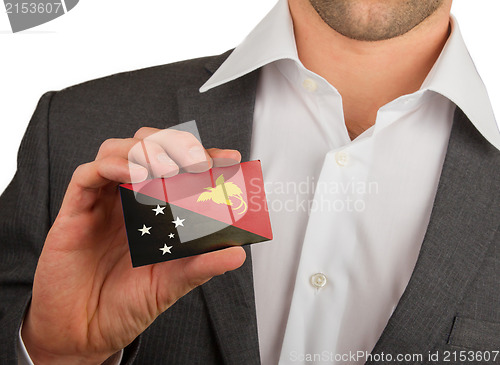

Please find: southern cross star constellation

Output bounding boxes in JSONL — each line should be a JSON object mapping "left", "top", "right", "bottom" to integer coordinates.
{"left": 138, "top": 207, "right": 185, "bottom": 256}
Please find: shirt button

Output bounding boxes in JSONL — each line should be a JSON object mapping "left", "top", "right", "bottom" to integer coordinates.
{"left": 302, "top": 78, "right": 317, "bottom": 92}
{"left": 335, "top": 150, "right": 349, "bottom": 166}
{"left": 311, "top": 273, "right": 327, "bottom": 289}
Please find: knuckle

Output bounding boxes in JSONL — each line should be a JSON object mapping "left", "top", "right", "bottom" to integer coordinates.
{"left": 126, "top": 139, "right": 146, "bottom": 161}
{"left": 134, "top": 127, "right": 156, "bottom": 139}
{"left": 72, "top": 162, "right": 89, "bottom": 180}
{"left": 97, "top": 138, "right": 118, "bottom": 157}
{"left": 129, "top": 139, "right": 144, "bottom": 154}
{"left": 168, "top": 130, "right": 198, "bottom": 144}
{"left": 141, "top": 139, "right": 159, "bottom": 153}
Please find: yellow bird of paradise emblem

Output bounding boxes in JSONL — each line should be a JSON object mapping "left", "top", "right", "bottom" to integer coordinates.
{"left": 197, "top": 174, "right": 248, "bottom": 215}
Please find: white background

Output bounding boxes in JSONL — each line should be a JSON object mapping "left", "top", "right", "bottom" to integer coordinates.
{"left": 1, "top": 0, "right": 499, "bottom": 194}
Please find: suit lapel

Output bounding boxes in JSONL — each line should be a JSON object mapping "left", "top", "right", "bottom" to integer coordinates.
{"left": 176, "top": 55, "right": 261, "bottom": 364}
{"left": 368, "top": 108, "right": 500, "bottom": 363}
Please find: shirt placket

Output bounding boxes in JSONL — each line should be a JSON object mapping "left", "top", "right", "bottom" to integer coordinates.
{"left": 278, "top": 73, "right": 375, "bottom": 363}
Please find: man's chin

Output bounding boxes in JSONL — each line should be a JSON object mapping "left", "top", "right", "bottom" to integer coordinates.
{"left": 309, "top": 0, "right": 445, "bottom": 41}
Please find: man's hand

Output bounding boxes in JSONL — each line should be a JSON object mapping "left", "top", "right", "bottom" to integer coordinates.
{"left": 21, "top": 127, "right": 246, "bottom": 364}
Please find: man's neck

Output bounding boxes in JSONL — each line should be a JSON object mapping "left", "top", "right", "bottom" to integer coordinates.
{"left": 288, "top": 0, "right": 452, "bottom": 140}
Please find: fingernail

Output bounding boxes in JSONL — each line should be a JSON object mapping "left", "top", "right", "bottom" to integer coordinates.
{"left": 188, "top": 146, "right": 207, "bottom": 163}
{"left": 128, "top": 163, "right": 148, "bottom": 182}
{"left": 212, "top": 157, "right": 240, "bottom": 167}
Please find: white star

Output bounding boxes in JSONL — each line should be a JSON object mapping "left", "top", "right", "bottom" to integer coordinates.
{"left": 152, "top": 205, "right": 165, "bottom": 216}
{"left": 159, "top": 244, "right": 172, "bottom": 255}
{"left": 172, "top": 216, "right": 185, "bottom": 228}
{"left": 138, "top": 224, "right": 151, "bottom": 236}
{"left": 168, "top": 233, "right": 175, "bottom": 239}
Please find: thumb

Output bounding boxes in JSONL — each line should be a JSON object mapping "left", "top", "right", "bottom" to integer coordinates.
{"left": 183, "top": 246, "right": 247, "bottom": 286}
{"left": 153, "top": 247, "right": 247, "bottom": 311}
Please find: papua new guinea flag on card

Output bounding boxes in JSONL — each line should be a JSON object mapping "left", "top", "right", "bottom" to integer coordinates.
{"left": 119, "top": 160, "right": 272, "bottom": 267}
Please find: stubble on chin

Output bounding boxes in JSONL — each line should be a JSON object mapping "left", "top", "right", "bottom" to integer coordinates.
{"left": 308, "top": 0, "right": 444, "bottom": 41}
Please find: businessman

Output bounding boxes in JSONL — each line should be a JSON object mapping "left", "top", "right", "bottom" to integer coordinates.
{"left": 1, "top": 0, "right": 499, "bottom": 364}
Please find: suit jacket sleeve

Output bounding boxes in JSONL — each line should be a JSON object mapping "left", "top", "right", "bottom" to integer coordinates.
{"left": 0, "top": 92, "right": 140, "bottom": 365}
{"left": 0, "top": 92, "right": 54, "bottom": 364}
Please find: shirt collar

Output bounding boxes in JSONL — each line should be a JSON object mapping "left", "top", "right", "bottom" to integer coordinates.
{"left": 200, "top": 0, "right": 499, "bottom": 150}
{"left": 199, "top": 0, "right": 297, "bottom": 92}
{"left": 421, "top": 16, "right": 499, "bottom": 149}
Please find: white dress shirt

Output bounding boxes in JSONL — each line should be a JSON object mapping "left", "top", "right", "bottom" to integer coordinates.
{"left": 19, "top": 0, "right": 500, "bottom": 364}
{"left": 201, "top": 0, "right": 499, "bottom": 364}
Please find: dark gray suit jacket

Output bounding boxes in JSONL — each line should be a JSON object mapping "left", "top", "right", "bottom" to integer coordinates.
{"left": 1, "top": 51, "right": 499, "bottom": 364}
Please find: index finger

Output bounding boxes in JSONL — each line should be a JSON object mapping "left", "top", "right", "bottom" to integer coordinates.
{"left": 134, "top": 127, "right": 212, "bottom": 173}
